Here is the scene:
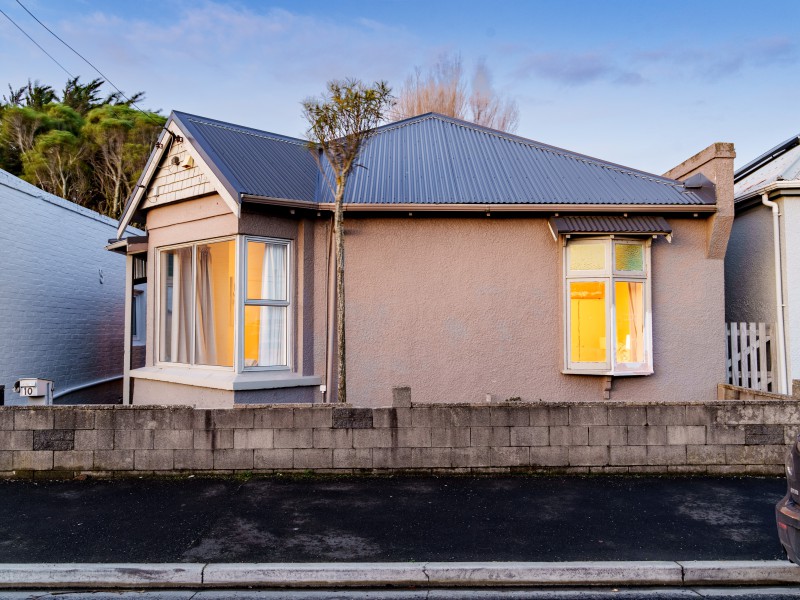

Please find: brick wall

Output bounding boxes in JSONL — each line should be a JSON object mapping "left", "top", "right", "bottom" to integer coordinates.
{"left": 0, "top": 171, "right": 132, "bottom": 404}
{"left": 0, "top": 395, "right": 796, "bottom": 477}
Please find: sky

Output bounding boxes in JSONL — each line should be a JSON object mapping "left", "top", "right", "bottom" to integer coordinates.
{"left": 1, "top": 0, "right": 798, "bottom": 174}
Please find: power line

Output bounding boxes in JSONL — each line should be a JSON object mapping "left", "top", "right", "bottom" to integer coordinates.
{"left": 0, "top": 7, "right": 74, "bottom": 79}
{"left": 14, "top": 0, "right": 134, "bottom": 104}
{"left": 13, "top": 0, "right": 163, "bottom": 125}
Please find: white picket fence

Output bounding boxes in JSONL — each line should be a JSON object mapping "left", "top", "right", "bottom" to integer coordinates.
{"left": 726, "top": 322, "right": 775, "bottom": 392}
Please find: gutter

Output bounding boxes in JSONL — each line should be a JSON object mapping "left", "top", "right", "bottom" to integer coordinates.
{"left": 735, "top": 181, "right": 800, "bottom": 214}
{"left": 322, "top": 202, "right": 717, "bottom": 214}
{"left": 762, "top": 192, "right": 789, "bottom": 394}
{"left": 241, "top": 194, "right": 716, "bottom": 215}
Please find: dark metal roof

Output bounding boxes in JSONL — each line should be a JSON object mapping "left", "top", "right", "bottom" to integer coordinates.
{"left": 156, "top": 111, "right": 711, "bottom": 208}
{"left": 549, "top": 215, "right": 672, "bottom": 236}
{"left": 318, "top": 114, "right": 709, "bottom": 206}
{"left": 173, "top": 111, "right": 319, "bottom": 203}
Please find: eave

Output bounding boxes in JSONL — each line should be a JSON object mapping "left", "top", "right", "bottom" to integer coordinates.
{"left": 734, "top": 181, "right": 800, "bottom": 214}
{"left": 241, "top": 194, "right": 716, "bottom": 215}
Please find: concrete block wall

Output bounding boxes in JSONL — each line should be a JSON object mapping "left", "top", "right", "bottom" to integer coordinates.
{"left": 0, "top": 397, "right": 796, "bottom": 477}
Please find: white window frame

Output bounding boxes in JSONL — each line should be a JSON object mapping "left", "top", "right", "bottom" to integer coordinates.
{"left": 154, "top": 235, "right": 239, "bottom": 371}
{"left": 562, "top": 236, "right": 653, "bottom": 376}
{"left": 238, "top": 236, "right": 293, "bottom": 372}
{"left": 131, "top": 286, "right": 146, "bottom": 346}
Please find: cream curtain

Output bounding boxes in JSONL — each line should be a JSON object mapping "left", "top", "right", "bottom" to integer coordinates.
{"left": 195, "top": 245, "right": 217, "bottom": 365}
{"left": 616, "top": 281, "right": 644, "bottom": 364}
{"left": 167, "top": 247, "right": 192, "bottom": 363}
{"left": 258, "top": 243, "right": 287, "bottom": 366}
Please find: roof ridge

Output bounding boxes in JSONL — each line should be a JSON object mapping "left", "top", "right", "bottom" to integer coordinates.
{"left": 182, "top": 114, "right": 309, "bottom": 148}
{"left": 373, "top": 113, "right": 685, "bottom": 189}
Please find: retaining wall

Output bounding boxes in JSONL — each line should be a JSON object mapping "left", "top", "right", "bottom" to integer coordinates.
{"left": 0, "top": 389, "right": 797, "bottom": 477}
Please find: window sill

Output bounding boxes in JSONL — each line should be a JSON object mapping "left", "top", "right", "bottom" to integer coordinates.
{"left": 130, "top": 366, "right": 322, "bottom": 391}
{"left": 562, "top": 369, "right": 654, "bottom": 377}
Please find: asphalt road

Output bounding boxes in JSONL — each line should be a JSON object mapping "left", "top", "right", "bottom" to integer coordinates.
{"left": 0, "top": 475, "right": 786, "bottom": 563}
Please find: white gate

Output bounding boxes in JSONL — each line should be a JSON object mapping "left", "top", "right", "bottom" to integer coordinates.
{"left": 726, "top": 322, "right": 775, "bottom": 392}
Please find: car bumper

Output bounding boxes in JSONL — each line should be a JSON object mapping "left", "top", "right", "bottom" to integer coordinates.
{"left": 777, "top": 493, "right": 800, "bottom": 564}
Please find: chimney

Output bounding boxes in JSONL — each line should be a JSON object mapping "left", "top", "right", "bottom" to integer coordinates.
{"left": 663, "top": 142, "right": 736, "bottom": 259}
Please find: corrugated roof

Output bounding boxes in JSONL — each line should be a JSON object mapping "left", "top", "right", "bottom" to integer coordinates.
{"left": 174, "top": 112, "right": 319, "bottom": 202}
{"left": 734, "top": 134, "right": 800, "bottom": 201}
{"left": 549, "top": 215, "right": 672, "bottom": 236}
{"left": 167, "top": 111, "right": 710, "bottom": 207}
{"left": 318, "top": 114, "right": 708, "bottom": 206}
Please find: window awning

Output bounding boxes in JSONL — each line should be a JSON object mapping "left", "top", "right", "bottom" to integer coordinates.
{"left": 548, "top": 216, "right": 672, "bottom": 242}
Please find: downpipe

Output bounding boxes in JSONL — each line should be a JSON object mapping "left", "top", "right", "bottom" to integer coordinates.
{"left": 763, "top": 192, "right": 789, "bottom": 394}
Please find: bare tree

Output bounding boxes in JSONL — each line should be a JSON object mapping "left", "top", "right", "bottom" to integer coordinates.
{"left": 302, "top": 79, "right": 393, "bottom": 403}
{"left": 469, "top": 60, "right": 519, "bottom": 133}
{"left": 393, "top": 55, "right": 466, "bottom": 123}
{"left": 393, "top": 53, "right": 519, "bottom": 133}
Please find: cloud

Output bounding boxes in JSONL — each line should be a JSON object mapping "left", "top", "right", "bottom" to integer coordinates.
{"left": 512, "top": 35, "right": 798, "bottom": 88}
{"left": 515, "top": 52, "right": 613, "bottom": 84}
{"left": 634, "top": 36, "right": 798, "bottom": 80}
{"left": 514, "top": 51, "right": 645, "bottom": 86}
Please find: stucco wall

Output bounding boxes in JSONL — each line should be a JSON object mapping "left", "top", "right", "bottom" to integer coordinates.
{"left": 725, "top": 204, "right": 776, "bottom": 324}
{"left": 344, "top": 215, "right": 725, "bottom": 406}
{"left": 0, "top": 172, "right": 128, "bottom": 405}
{"left": 134, "top": 203, "right": 725, "bottom": 407}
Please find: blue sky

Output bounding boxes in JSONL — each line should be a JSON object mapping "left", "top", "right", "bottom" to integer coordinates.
{"left": 1, "top": 0, "right": 798, "bottom": 173}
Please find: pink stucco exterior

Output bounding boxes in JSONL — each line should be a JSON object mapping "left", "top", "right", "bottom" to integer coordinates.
{"left": 132, "top": 196, "right": 725, "bottom": 407}
{"left": 344, "top": 215, "right": 725, "bottom": 406}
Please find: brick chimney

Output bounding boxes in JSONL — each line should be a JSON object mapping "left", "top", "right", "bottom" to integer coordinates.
{"left": 663, "top": 142, "right": 736, "bottom": 259}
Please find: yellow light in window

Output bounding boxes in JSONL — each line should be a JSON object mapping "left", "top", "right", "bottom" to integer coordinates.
{"left": 570, "top": 281, "right": 607, "bottom": 363}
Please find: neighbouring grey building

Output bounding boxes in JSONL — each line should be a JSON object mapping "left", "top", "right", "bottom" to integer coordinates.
{"left": 726, "top": 134, "right": 800, "bottom": 396}
{"left": 0, "top": 169, "right": 141, "bottom": 404}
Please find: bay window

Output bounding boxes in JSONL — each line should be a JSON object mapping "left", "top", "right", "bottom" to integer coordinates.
{"left": 156, "top": 236, "right": 291, "bottom": 372}
{"left": 564, "top": 238, "right": 652, "bottom": 375}
{"left": 243, "top": 239, "right": 290, "bottom": 369}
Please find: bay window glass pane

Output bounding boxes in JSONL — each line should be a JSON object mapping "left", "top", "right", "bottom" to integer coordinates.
{"left": 615, "top": 281, "right": 645, "bottom": 364}
{"left": 194, "top": 240, "right": 235, "bottom": 367}
{"left": 570, "top": 281, "right": 607, "bottom": 363}
{"left": 569, "top": 243, "right": 605, "bottom": 271}
{"left": 615, "top": 243, "right": 644, "bottom": 272}
{"left": 247, "top": 241, "right": 287, "bottom": 301}
{"left": 159, "top": 247, "right": 192, "bottom": 363}
{"left": 244, "top": 305, "right": 287, "bottom": 367}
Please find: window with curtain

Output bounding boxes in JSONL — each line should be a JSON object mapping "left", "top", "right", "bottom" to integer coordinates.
{"left": 244, "top": 238, "right": 290, "bottom": 369}
{"left": 564, "top": 238, "right": 651, "bottom": 375}
{"left": 158, "top": 239, "right": 235, "bottom": 367}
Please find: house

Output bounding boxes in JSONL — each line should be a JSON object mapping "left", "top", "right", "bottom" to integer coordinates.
{"left": 110, "top": 111, "right": 735, "bottom": 408}
{"left": 0, "top": 169, "right": 141, "bottom": 405}
{"left": 725, "top": 133, "right": 800, "bottom": 396}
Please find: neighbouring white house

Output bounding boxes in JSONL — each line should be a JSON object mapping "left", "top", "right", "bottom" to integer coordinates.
{"left": 726, "top": 133, "right": 800, "bottom": 396}
{"left": 0, "top": 169, "right": 143, "bottom": 405}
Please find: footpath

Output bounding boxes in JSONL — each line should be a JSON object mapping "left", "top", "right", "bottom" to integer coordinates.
{"left": 0, "top": 474, "right": 796, "bottom": 589}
